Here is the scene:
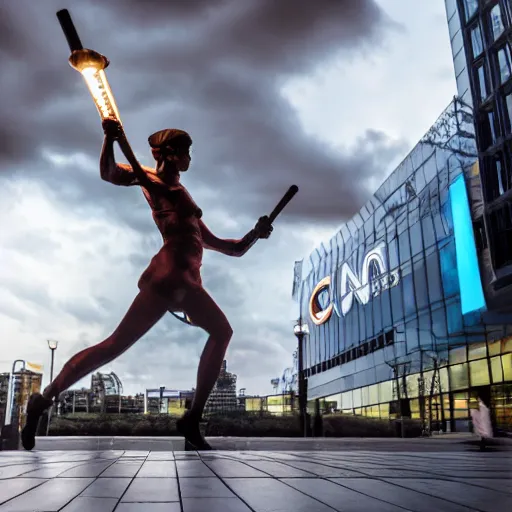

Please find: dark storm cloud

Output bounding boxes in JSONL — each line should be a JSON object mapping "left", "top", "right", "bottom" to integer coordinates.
{"left": 0, "top": 0, "right": 404, "bottom": 223}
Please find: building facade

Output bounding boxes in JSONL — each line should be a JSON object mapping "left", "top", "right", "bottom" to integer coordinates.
{"left": 293, "top": 96, "right": 512, "bottom": 433}
{"left": 204, "top": 360, "right": 238, "bottom": 415}
{"left": 0, "top": 373, "right": 10, "bottom": 430}
{"left": 144, "top": 389, "right": 194, "bottom": 415}
{"left": 447, "top": 0, "right": 512, "bottom": 307}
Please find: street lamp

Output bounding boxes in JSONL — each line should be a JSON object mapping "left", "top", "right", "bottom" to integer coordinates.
{"left": 47, "top": 340, "right": 58, "bottom": 383}
{"left": 57, "top": 9, "right": 122, "bottom": 125}
{"left": 159, "top": 386, "right": 165, "bottom": 414}
{"left": 294, "top": 319, "right": 309, "bottom": 437}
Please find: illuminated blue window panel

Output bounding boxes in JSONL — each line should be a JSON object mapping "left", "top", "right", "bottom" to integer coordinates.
{"left": 449, "top": 174, "right": 486, "bottom": 314}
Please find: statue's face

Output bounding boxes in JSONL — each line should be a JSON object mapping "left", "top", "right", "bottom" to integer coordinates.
{"left": 155, "top": 145, "right": 191, "bottom": 174}
{"left": 170, "top": 151, "right": 191, "bottom": 173}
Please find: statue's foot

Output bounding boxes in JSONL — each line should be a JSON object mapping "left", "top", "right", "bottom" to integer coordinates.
{"left": 21, "top": 393, "right": 53, "bottom": 451}
{"left": 177, "top": 412, "right": 212, "bottom": 451}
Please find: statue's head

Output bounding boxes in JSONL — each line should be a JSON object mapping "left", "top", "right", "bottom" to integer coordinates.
{"left": 148, "top": 129, "right": 192, "bottom": 173}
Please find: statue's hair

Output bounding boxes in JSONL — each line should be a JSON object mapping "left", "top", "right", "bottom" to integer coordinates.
{"left": 148, "top": 129, "right": 192, "bottom": 161}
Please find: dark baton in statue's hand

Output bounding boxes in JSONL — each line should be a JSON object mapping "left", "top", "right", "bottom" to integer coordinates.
{"left": 268, "top": 185, "right": 299, "bottom": 224}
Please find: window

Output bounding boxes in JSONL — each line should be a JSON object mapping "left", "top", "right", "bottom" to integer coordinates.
{"left": 379, "top": 380, "right": 393, "bottom": 402}
{"left": 502, "top": 353, "right": 512, "bottom": 380}
{"left": 490, "top": 3, "right": 505, "bottom": 41}
{"left": 470, "top": 359, "right": 490, "bottom": 386}
{"left": 464, "top": 0, "right": 478, "bottom": 21}
{"left": 473, "top": 219, "right": 488, "bottom": 252}
{"left": 450, "top": 363, "right": 470, "bottom": 390}
{"left": 475, "top": 62, "right": 489, "bottom": 102}
{"left": 485, "top": 152, "right": 508, "bottom": 199}
{"left": 505, "top": 0, "right": 512, "bottom": 26}
{"left": 478, "top": 108, "right": 498, "bottom": 149}
{"left": 489, "top": 203, "right": 512, "bottom": 268}
{"left": 471, "top": 24, "right": 484, "bottom": 59}
{"left": 505, "top": 93, "right": 512, "bottom": 133}
{"left": 491, "top": 355, "right": 503, "bottom": 382}
{"left": 497, "top": 44, "right": 512, "bottom": 84}
{"left": 488, "top": 109, "right": 497, "bottom": 143}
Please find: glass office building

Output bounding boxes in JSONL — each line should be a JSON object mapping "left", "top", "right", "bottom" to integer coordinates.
{"left": 447, "top": 0, "right": 512, "bottom": 306}
{"left": 292, "top": 95, "right": 512, "bottom": 433}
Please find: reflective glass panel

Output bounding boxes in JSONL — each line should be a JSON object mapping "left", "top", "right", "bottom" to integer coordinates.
{"left": 470, "top": 24, "right": 484, "bottom": 58}
{"left": 379, "top": 403, "right": 390, "bottom": 418}
{"left": 498, "top": 45, "right": 512, "bottom": 84}
{"left": 379, "top": 380, "right": 393, "bottom": 402}
{"left": 449, "top": 345, "right": 467, "bottom": 365}
{"left": 490, "top": 4, "right": 505, "bottom": 41}
{"left": 406, "top": 374, "right": 419, "bottom": 398}
{"left": 503, "top": 354, "right": 512, "bottom": 381}
{"left": 464, "top": 0, "right": 478, "bottom": 21}
{"left": 488, "top": 340, "right": 501, "bottom": 356}
{"left": 353, "top": 387, "right": 362, "bottom": 408}
{"left": 468, "top": 342, "right": 487, "bottom": 360}
{"left": 450, "top": 363, "right": 469, "bottom": 390}
{"left": 439, "top": 367, "right": 449, "bottom": 393}
{"left": 476, "top": 63, "right": 488, "bottom": 102}
{"left": 491, "top": 356, "right": 503, "bottom": 383}
{"left": 470, "top": 359, "right": 490, "bottom": 386}
{"left": 369, "top": 384, "right": 379, "bottom": 404}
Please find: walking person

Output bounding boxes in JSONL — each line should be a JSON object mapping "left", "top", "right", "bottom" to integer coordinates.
{"left": 22, "top": 119, "right": 273, "bottom": 451}
{"left": 470, "top": 395, "right": 493, "bottom": 451}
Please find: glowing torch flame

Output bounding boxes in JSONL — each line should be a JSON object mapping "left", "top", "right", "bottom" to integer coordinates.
{"left": 81, "top": 67, "right": 121, "bottom": 122}
{"left": 68, "top": 49, "right": 122, "bottom": 124}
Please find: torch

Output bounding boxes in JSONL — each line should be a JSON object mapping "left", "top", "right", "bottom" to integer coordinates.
{"left": 57, "top": 9, "right": 122, "bottom": 124}
{"left": 57, "top": 9, "right": 148, "bottom": 181}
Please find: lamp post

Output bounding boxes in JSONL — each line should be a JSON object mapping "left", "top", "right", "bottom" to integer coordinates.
{"left": 294, "top": 320, "right": 309, "bottom": 437}
{"left": 47, "top": 340, "right": 58, "bottom": 384}
{"left": 159, "top": 386, "right": 165, "bottom": 414}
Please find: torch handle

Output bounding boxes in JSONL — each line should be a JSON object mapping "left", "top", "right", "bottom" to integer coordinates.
{"left": 56, "top": 9, "right": 84, "bottom": 51}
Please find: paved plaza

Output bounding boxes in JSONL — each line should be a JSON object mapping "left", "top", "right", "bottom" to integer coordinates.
{"left": 0, "top": 447, "right": 511, "bottom": 511}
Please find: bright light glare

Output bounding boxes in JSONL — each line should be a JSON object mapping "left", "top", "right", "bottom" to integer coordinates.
{"left": 81, "top": 67, "right": 121, "bottom": 122}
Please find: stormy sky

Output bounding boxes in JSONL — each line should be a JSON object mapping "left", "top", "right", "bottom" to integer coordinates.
{"left": 0, "top": 0, "right": 456, "bottom": 396}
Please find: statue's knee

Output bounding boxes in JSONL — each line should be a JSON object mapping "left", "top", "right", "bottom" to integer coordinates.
{"left": 213, "top": 321, "right": 233, "bottom": 346}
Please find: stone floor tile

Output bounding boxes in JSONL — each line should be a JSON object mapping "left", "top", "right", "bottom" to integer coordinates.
{"left": 204, "top": 460, "right": 268, "bottom": 478}
{"left": 137, "top": 461, "right": 176, "bottom": 478}
{"left": 176, "top": 460, "right": 216, "bottom": 477}
{"left": 284, "top": 461, "right": 366, "bottom": 477}
{"left": 0, "top": 465, "right": 41, "bottom": 479}
{"left": 384, "top": 478, "right": 509, "bottom": 512}
{"left": 450, "top": 478, "right": 512, "bottom": 494}
{"left": 80, "top": 477, "right": 131, "bottom": 498}
{"left": 57, "top": 461, "right": 115, "bottom": 478}
{"left": 0, "top": 479, "right": 45, "bottom": 505}
{"left": 121, "top": 477, "right": 179, "bottom": 502}
{"left": 436, "top": 471, "right": 512, "bottom": 479}
{"left": 146, "top": 452, "right": 175, "bottom": 461}
{"left": 116, "top": 504, "right": 181, "bottom": 512}
{"left": 120, "top": 451, "right": 149, "bottom": 458}
{"left": 355, "top": 468, "right": 435, "bottom": 478}
{"left": 182, "top": 497, "right": 252, "bottom": 512}
{"left": 179, "top": 477, "right": 235, "bottom": 498}
{"left": 244, "top": 461, "right": 316, "bottom": 478}
{"left": 330, "top": 478, "right": 476, "bottom": 512}
{"left": 226, "top": 477, "right": 334, "bottom": 512}
{"left": 60, "top": 496, "right": 118, "bottom": 512}
{"left": 282, "top": 478, "right": 408, "bottom": 512}
{"left": 100, "top": 461, "right": 143, "bottom": 478}
{"left": 0, "top": 477, "right": 94, "bottom": 511}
